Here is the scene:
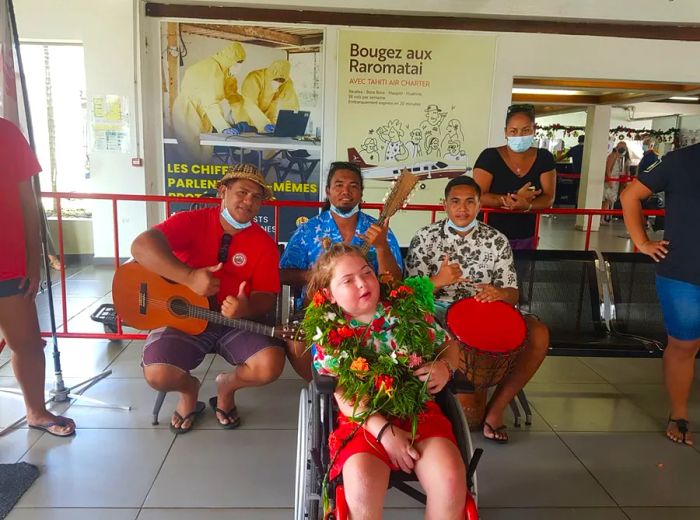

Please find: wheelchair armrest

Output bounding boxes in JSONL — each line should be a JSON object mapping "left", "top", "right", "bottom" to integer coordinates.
{"left": 447, "top": 370, "right": 474, "bottom": 394}
{"left": 312, "top": 368, "right": 337, "bottom": 395}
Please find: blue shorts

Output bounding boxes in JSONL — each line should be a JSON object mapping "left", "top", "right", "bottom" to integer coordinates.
{"left": 0, "top": 277, "right": 28, "bottom": 298}
{"left": 656, "top": 275, "right": 700, "bottom": 341}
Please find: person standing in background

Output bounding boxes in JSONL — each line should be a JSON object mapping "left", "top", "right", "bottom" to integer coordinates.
{"left": 559, "top": 134, "right": 585, "bottom": 174}
{"left": 638, "top": 136, "right": 660, "bottom": 174}
{"left": 621, "top": 143, "right": 700, "bottom": 446}
{"left": 0, "top": 117, "right": 75, "bottom": 437}
{"left": 602, "top": 140, "right": 630, "bottom": 223}
{"left": 473, "top": 104, "right": 556, "bottom": 250}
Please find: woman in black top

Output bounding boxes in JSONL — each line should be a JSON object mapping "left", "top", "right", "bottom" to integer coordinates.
{"left": 473, "top": 104, "right": 556, "bottom": 249}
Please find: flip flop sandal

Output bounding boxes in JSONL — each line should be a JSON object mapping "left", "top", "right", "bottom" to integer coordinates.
{"left": 28, "top": 416, "right": 76, "bottom": 438}
{"left": 483, "top": 421, "right": 508, "bottom": 444}
{"left": 209, "top": 396, "right": 241, "bottom": 430}
{"left": 667, "top": 417, "right": 692, "bottom": 446}
{"left": 169, "top": 401, "right": 206, "bottom": 434}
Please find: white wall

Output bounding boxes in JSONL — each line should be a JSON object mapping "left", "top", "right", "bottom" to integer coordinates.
{"left": 15, "top": 0, "right": 146, "bottom": 259}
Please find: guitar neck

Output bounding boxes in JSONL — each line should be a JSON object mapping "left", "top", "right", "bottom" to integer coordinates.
{"left": 358, "top": 170, "right": 417, "bottom": 256}
{"left": 190, "top": 305, "right": 275, "bottom": 337}
{"left": 359, "top": 214, "right": 387, "bottom": 255}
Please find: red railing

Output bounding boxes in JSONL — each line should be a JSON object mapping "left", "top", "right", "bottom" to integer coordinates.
{"left": 40, "top": 191, "right": 664, "bottom": 341}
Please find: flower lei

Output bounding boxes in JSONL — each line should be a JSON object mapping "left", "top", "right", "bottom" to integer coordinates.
{"left": 303, "top": 276, "right": 444, "bottom": 431}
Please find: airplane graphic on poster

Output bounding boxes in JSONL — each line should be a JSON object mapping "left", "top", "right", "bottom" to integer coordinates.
{"left": 347, "top": 148, "right": 469, "bottom": 181}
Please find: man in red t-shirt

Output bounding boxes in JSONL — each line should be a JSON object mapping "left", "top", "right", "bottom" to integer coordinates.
{"left": 0, "top": 117, "right": 75, "bottom": 436}
{"left": 131, "top": 163, "right": 285, "bottom": 433}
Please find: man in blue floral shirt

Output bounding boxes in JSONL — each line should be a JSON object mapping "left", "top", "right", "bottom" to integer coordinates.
{"left": 280, "top": 161, "right": 404, "bottom": 380}
{"left": 280, "top": 161, "right": 403, "bottom": 290}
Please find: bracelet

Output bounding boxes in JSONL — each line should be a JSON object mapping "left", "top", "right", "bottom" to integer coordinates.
{"left": 376, "top": 421, "right": 393, "bottom": 445}
{"left": 440, "top": 359, "right": 456, "bottom": 380}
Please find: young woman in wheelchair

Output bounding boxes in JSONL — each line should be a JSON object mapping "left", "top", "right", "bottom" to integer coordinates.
{"left": 304, "top": 243, "right": 467, "bottom": 520}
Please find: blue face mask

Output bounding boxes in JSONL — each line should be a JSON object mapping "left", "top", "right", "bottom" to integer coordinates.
{"left": 447, "top": 218, "right": 478, "bottom": 234}
{"left": 506, "top": 135, "right": 534, "bottom": 153}
{"left": 642, "top": 144, "right": 650, "bottom": 152}
{"left": 221, "top": 207, "right": 251, "bottom": 230}
{"left": 330, "top": 204, "right": 360, "bottom": 219}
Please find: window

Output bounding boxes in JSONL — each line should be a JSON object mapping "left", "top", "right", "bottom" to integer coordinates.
{"left": 21, "top": 43, "right": 89, "bottom": 217}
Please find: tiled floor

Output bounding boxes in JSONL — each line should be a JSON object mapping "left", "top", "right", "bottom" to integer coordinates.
{"left": 2, "top": 219, "right": 699, "bottom": 519}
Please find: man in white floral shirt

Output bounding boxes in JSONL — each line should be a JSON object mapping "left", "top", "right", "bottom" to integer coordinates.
{"left": 405, "top": 175, "right": 549, "bottom": 444}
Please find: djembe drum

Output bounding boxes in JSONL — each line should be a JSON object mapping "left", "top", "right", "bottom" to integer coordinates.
{"left": 446, "top": 297, "right": 527, "bottom": 390}
{"left": 445, "top": 297, "right": 527, "bottom": 428}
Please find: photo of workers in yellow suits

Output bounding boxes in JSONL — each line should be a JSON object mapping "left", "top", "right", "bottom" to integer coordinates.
{"left": 171, "top": 42, "right": 246, "bottom": 162}
{"left": 161, "top": 22, "right": 322, "bottom": 242}
{"left": 240, "top": 60, "right": 300, "bottom": 127}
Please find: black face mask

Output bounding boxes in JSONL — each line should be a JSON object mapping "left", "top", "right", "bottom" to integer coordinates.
{"left": 617, "top": 148, "right": 626, "bottom": 154}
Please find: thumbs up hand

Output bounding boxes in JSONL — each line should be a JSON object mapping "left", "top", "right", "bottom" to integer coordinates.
{"left": 430, "top": 254, "right": 469, "bottom": 290}
{"left": 186, "top": 263, "right": 222, "bottom": 296}
{"left": 221, "top": 281, "right": 249, "bottom": 318}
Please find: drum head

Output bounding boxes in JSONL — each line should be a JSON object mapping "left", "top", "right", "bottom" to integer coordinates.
{"left": 445, "top": 297, "right": 526, "bottom": 353}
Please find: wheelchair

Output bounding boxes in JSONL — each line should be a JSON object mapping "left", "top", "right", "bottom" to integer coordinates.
{"left": 294, "top": 371, "right": 483, "bottom": 520}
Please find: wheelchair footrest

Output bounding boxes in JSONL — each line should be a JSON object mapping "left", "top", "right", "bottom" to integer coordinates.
{"left": 467, "top": 447, "right": 483, "bottom": 489}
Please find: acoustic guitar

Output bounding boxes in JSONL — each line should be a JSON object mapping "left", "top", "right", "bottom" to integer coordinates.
{"left": 112, "top": 262, "right": 300, "bottom": 340}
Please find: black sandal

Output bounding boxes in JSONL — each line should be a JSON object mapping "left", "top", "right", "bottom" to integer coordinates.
{"left": 667, "top": 416, "right": 692, "bottom": 446}
{"left": 169, "top": 401, "right": 205, "bottom": 434}
{"left": 483, "top": 421, "right": 509, "bottom": 444}
{"left": 209, "top": 396, "right": 241, "bottom": 430}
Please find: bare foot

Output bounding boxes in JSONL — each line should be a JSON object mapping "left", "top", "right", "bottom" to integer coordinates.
{"left": 214, "top": 372, "right": 238, "bottom": 426}
{"left": 48, "top": 255, "right": 62, "bottom": 271}
{"left": 667, "top": 418, "right": 694, "bottom": 446}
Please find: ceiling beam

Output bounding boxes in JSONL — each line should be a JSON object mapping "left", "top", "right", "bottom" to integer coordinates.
{"left": 182, "top": 23, "right": 306, "bottom": 47}
{"left": 597, "top": 92, "right": 664, "bottom": 105}
{"left": 145, "top": 4, "right": 700, "bottom": 42}
{"left": 513, "top": 78, "right": 700, "bottom": 93}
{"left": 512, "top": 93, "right": 601, "bottom": 105}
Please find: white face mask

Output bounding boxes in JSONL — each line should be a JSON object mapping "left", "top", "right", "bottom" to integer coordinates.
{"left": 229, "top": 62, "right": 242, "bottom": 76}
{"left": 329, "top": 203, "right": 360, "bottom": 219}
{"left": 221, "top": 207, "right": 251, "bottom": 230}
{"left": 447, "top": 218, "right": 478, "bottom": 234}
{"left": 270, "top": 79, "right": 283, "bottom": 91}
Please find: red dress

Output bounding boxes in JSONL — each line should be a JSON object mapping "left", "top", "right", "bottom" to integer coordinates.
{"left": 328, "top": 400, "right": 457, "bottom": 480}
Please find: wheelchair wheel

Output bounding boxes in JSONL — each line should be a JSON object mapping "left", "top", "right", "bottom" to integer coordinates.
{"left": 439, "top": 391, "right": 479, "bottom": 505}
{"left": 294, "top": 384, "right": 322, "bottom": 520}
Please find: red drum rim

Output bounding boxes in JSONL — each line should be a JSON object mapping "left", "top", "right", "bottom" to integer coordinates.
{"left": 445, "top": 297, "right": 526, "bottom": 353}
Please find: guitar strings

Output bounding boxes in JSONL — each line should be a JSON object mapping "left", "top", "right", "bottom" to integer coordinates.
{"left": 133, "top": 296, "right": 273, "bottom": 334}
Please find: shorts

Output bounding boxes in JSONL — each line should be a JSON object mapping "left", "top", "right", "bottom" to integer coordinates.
{"left": 328, "top": 401, "right": 457, "bottom": 481}
{"left": 0, "top": 277, "right": 28, "bottom": 298}
{"left": 142, "top": 323, "right": 286, "bottom": 372}
{"left": 656, "top": 275, "right": 700, "bottom": 341}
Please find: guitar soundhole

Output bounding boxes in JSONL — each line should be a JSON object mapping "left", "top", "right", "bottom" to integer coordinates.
{"left": 170, "top": 298, "right": 189, "bottom": 317}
